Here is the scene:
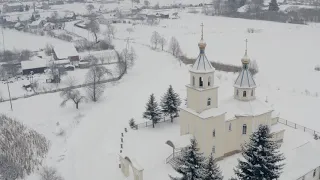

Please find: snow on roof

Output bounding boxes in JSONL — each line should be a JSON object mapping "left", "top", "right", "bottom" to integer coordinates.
{"left": 234, "top": 67, "right": 256, "bottom": 88}
{"left": 54, "top": 59, "right": 70, "bottom": 65}
{"left": 29, "top": 19, "right": 44, "bottom": 26}
{"left": 181, "top": 96, "right": 272, "bottom": 120}
{"left": 281, "top": 141, "right": 320, "bottom": 180}
{"left": 190, "top": 53, "right": 215, "bottom": 73}
{"left": 53, "top": 43, "right": 78, "bottom": 59}
{"left": 21, "top": 59, "right": 47, "bottom": 70}
{"left": 170, "top": 134, "right": 194, "bottom": 149}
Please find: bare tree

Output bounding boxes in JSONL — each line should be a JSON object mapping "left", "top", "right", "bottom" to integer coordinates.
{"left": 168, "top": 36, "right": 182, "bottom": 57}
{"left": 159, "top": 36, "right": 167, "bottom": 51}
{"left": 104, "top": 22, "right": 116, "bottom": 42}
{"left": 44, "top": 43, "right": 53, "bottom": 56}
{"left": 249, "top": 59, "right": 259, "bottom": 75}
{"left": 87, "top": 18, "right": 100, "bottom": 43}
{"left": 212, "top": 0, "right": 222, "bottom": 15}
{"left": 144, "top": 0, "right": 150, "bottom": 7}
{"left": 118, "top": 47, "right": 136, "bottom": 74}
{"left": 0, "top": 66, "right": 7, "bottom": 81}
{"left": 85, "top": 65, "right": 112, "bottom": 102}
{"left": 40, "top": 166, "right": 64, "bottom": 180}
{"left": 150, "top": 31, "right": 161, "bottom": 49}
{"left": 86, "top": 4, "right": 95, "bottom": 14}
{"left": 48, "top": 62, "right": 67, "bottom": 83}
{"left": 0, "top": 115, "right": 49, "bottom": 179}
{"left": 60, "top": 77, "right": 85, "bottom": 109}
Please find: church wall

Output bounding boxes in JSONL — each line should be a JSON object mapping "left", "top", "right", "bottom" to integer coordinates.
{"left": 179, "top": 108, "right": 225, "bottom": 158}
{"left": 234, "top": 88, "right": 256, "bottom": 101}
{"left": 186, "top": 86, "right": 218, "bottom": 113}
{"left": 190, "top": 72, "right": 214, "bottom": 89}
{"left": 223, "top": 112, "right": 273, "bottom": 154}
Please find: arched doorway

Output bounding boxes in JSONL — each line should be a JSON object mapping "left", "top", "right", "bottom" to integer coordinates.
{"left": 119, "top": 155, "right": 144, "bottom": 180}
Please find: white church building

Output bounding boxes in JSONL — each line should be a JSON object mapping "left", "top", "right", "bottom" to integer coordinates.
{"left": 176, "top": 28, "right": 285, "bottom": 160}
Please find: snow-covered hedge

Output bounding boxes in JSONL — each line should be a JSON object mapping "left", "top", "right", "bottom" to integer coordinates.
{"left": 0, "top": 115, "right": 50, "bottom": 180}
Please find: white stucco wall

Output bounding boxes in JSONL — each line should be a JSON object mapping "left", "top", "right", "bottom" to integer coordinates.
{"left": 186, "top": 86, "right": 219, "bottom": 113}
{"left": 190, "top": 71, "right": 214, "bottom": 89}
{"left": 234, "top": 87, "right": 256, "bottom": 101}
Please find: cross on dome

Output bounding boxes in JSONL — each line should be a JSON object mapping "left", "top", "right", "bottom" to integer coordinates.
{"left": 198, "top": 22, "right": 206, "bottom": 51}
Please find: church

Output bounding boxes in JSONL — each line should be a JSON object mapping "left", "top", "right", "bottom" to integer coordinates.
{"left": 177, "top": 24, "right": 285, "bottom": 160}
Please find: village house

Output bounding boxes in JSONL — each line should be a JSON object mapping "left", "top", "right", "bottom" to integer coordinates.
{"left": 64, "top": 12, "right": 76, "bottom": 21}
{"left": 2, "top": 3, "right": 24, "bottom": 13}
{"left": 53, "top": 44, "right": 79, "bottom": 67}
{"left": 43, "top": 22, "right": 56, "bottom": 31}
{"left": 29, "top": 19, "right": 46, "bottom": 29}
{"left": 21, "top": 57, "right": 47, "bottom": 75}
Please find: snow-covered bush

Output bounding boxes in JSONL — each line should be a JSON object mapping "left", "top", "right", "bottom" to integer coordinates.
{"left": 0, "top": 115, "right": 49, "bottom": 179}
{"left": 39, "top": 166, "right": 64, "bottom": 180}
{"left": 55, "top": 128, "right": 65, "bottom": 137}
{"left": 315, "top": 65, "right": 320, "bottom": 71}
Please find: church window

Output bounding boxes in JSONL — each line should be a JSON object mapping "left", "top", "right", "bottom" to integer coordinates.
{"left": 243, "top": 91, "right": 247, "bottom": 97}
{"left": 242, "top": 124, "right": 247, "bottom": 135}
{"left": 208, "top": 76, "right": 211, "bottom": 86}
{"left": 229, "top": 123, "right": 232, "bottom": 131}
{"left": 212, "top": 146, "right": 216, "bottom": 153}
{"left": 207, "top": 98, "right": 211, "bottom": 106}
{"left": 199, "top": 77, "right": 203, "bottom": 87}
{"left": 212, "top": 129, "right": 215, "bottom": 137}
{"left": 313, "top": 169, "right": 316, "bottom": 177}
{"left": 192, "top": 76, "right": 195, "bottom": 86}
{"left": 251, "top": 90, "right": 254, "bottom": 96}
{"left": 236, "top": 89, "right": 239, "bottom": 96}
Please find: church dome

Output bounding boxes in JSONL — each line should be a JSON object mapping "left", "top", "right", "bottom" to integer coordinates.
{"left": 241, "top": 52, "right": 250, "bottom": 64}
{"left": 198, "top": 39, "right": 207, "bottom": 50}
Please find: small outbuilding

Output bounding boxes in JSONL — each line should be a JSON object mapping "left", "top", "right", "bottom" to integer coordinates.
{"left": 21, "top": 59, "right": 47, "bottom": 75}
{"left": 53, "top": 43, "right": 79, "bottom": 66}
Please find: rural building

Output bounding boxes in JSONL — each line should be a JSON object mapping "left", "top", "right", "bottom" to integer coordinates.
{"left": 21, "top": 59, "right": 47, "bottom": 75}
{"left": 53, "top": 43, "right": 79, "bottom": 66}
{"left": 2, "top": 3, "right": 24, "bottom": 13}
{"left": 29, "top": 19, "right": 46, "bottom": 29}
{"left": 64, "top": 12, "right": 76, "bottom": 21}
{"left": 43, "top": 22, "right": 56, "bottom": 31}
{"left": 167, "top": 32, "right": 285, "bottom": 161}
{"left": 14, "top": 22, "right": 25, "bottom": 30}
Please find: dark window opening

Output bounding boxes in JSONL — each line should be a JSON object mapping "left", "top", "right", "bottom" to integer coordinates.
{"left": 243, "top": 91, "right": 247, "bottom": 97}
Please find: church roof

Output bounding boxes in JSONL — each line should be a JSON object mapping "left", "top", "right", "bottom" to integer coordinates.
{"left": 180, "top": 96, "right": 272, "bottom": 120}
{"left": 234, "top": 67, "right": 256, "bottom": 88}
{"left": 190, "top": 53, "right": 215, "bottom": 73}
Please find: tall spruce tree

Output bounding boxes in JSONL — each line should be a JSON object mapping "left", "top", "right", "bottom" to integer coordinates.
{"left": 203, "top": 153, "right": 223, "bottom": 180}
{"left": 234, "top": 125, "right": 285, "bottom": 180}
{"left": 143, "top": 94, "right": 162, "bottom": 128}
{"left": 160, "top": 85, "right": 182, "bottom": 123}
{"left": 268, "top": 0, "right": 279, "bottom": 11}
{"left": 170, "top": 138, "right": 206, "bottom": 180}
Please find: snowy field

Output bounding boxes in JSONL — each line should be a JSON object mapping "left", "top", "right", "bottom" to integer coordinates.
{"left": 1, "top": 4, "right": 320, "bottom": 180}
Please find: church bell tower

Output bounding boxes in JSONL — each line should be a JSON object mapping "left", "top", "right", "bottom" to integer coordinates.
{"left": 186, "top": 23, "right": 219, "bottom": 113}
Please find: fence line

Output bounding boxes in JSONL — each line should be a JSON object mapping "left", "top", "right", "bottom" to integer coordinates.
{"left": 277, "top": 118, "right": 320, "bottom": 136}
{"left": 135, "top": 117, "right": 172, "bottom": 129}
{"left": 0, "top": 71, "right": 125, "bottom": 104}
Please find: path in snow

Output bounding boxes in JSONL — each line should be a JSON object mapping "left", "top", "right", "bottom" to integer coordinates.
{"left": 61, "top": 41, "right": 189, "bottom": 180}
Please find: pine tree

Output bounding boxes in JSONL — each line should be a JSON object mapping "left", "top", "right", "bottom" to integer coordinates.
{"left": 129, "top": 118, "right": 137, "bottom": 129}
{"left": 160, "top": 85, "right": 182, "bottom": 123}
{"left": 268, "top": 0, "right": 279, "bottom": 11}
{"left": 203, "top": 153, "right": 223, "bottom": 180}
{"left": 170, "top": 138, "right": 206, "bottom": 180}
{"left": 234, "top": 125, "right": 285, "bottom": 180}
{"left": 143, "top": 94, "right": 162, "bottom": 128}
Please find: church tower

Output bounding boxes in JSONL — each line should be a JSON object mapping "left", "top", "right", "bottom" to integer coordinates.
{"left": 234, "top": 39, "right": 256, "bottom": 101}
{"left": 186, "top": 23, "right": 219, "bottom": 113}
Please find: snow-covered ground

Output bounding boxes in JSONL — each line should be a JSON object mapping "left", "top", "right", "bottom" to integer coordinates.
{"left": 1, "top": 4, "right": 320, "bottom": 180}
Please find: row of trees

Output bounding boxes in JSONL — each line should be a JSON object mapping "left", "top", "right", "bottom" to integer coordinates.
{"left": 142, "top": 85, "right": 181, "bottom": 128}
{"left": 170, "top": 125, "right": 285, "bottom": 180}
{"left": 150, "top": 32, "right": 183, "bottom": 58}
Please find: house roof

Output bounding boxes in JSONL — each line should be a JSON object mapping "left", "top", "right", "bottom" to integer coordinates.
{"left": 21, "top": 59, "right": 47, "bottom": 70}
{"left": 29, "top": 19, "right": 45, "bottom": 26}
{"left": 281, "top": 141, "right": 320, "bottom": 180}
{"left": 53, "top": 43, "right": 78, "bottom": 59}
{"left": 53, "top": 59, "right": 70, "bottom": 65}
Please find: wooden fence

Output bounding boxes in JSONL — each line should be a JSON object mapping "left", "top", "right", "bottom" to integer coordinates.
{"left": 278, "top": 118, "right": 320, "bottom": 136}
{"left": 135, "top": 117, "right": 172, "bottom": 129}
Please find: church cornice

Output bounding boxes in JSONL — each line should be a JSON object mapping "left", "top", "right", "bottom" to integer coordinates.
{"left": 186, "top": 84, "right": 219, "bottom": 92}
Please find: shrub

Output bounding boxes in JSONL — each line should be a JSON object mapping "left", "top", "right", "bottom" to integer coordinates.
{"left": 57, "top": 33, "right": 73, "bottom": 41}
{"left": 40, "top": 166, "right": 64, "bottom": 180}
{"left": 129, "top": 118, "right": 137, "bottom": 129}
{"left": 315, "top": 65, "right": 320, "bottom": 71}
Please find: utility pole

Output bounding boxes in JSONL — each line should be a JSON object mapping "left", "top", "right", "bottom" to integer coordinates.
{"left": 2, "top": 27, "right": 13, "bottom": 111}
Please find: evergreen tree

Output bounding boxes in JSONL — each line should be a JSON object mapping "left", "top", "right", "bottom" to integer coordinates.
{"left": 234, "top": 125, "right": 285, "bottom": 180}
{"left": 203, "top": 153, "right": 223, "bottom": 180}
{"left": 170, "top": 138, "right": 206, "bottom": 180}
{"left": 129, "top": 118, "right": 137, "bottom": 129}
{"left": 143, "top": 94, "right": 162, "bottom": 128}
{"left": 30, "top": 14, "right": 35, "bottom": 21}
{"left": 160, "top": 85, "right": 182, "bottom": 123}
{"left": 268, "top": 0, "right": 279, "bottom": 11}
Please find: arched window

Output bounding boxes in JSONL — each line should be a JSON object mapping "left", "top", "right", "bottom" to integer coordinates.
{"left": 313, "top": 169, "right": 316, "bottom": 177}
{"left": 251, "top": 90, "right": 254, "bottom": 96}
{"left": 208, "top": 76, "right": 211, "bottom": 86}
{"left": 207, "top": 98, "right": 211, "bottom": 106}
{"left": 192, "top": 76, "right": 195, "bottom": 86}
{"left": 242, "top": 124, "right": 247, "bottom": 135}
{"left": 243, "top": 91, "right": 247, "bottom": 97}
{"left": 236, "top": 89, "right": 239, "bottom": 96}
{"left": 212, "top": 129, "right": 215, "bottom": 137}
{"left": 212, "top": 146, "right": 216, "bottom": 153}
{"left": 199, "top": 77, "right": 203, "bottom": 87}
{"left": 229, "top": 123, "right": 232, "bottom": 131}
